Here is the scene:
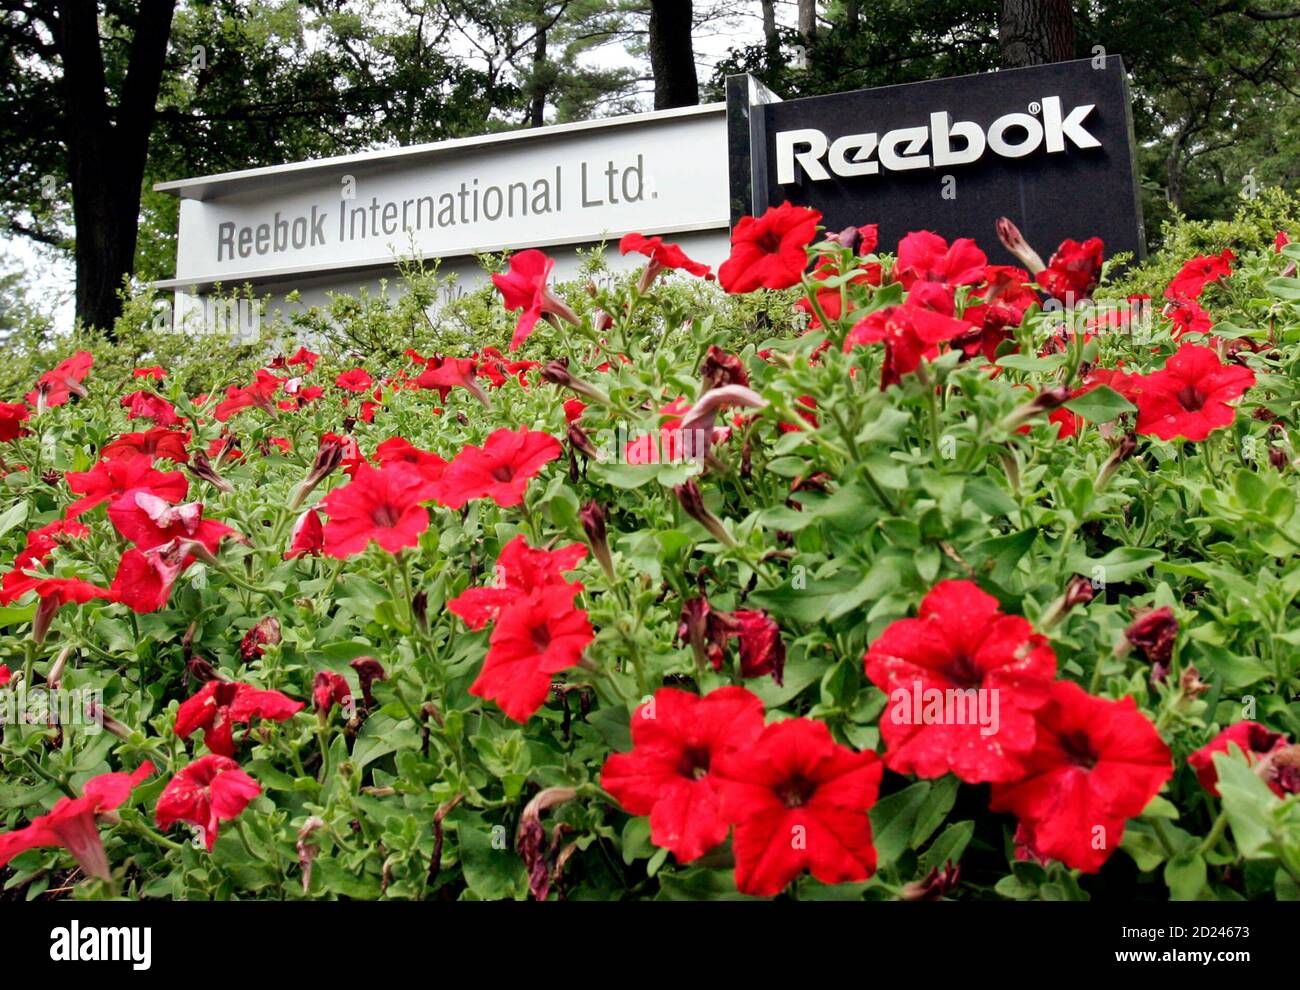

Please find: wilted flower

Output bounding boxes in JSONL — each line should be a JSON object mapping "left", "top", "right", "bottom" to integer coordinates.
{"left": 349, "top": 657, "right": 386, "bottom": 708}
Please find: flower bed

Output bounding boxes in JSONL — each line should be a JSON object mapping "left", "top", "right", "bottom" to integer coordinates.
{"left": 1, "top": 199, "right": 1298, "bottom": 901}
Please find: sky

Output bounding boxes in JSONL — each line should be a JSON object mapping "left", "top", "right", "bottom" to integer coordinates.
{"left": 7, "top": 0, "right": 799, "bottom": 334}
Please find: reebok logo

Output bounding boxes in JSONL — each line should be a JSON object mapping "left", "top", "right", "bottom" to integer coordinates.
{"left": 775, "top": 95, "right": 1100, "bottom": 184}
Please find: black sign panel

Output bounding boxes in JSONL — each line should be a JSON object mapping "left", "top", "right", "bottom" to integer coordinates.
{"left": 726, "top": 57, "right": 1145, "bottom": 264}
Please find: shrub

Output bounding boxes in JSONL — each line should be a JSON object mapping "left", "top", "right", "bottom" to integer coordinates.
{"left": 0, "top": 201, "right": 1297, "bottom": 902}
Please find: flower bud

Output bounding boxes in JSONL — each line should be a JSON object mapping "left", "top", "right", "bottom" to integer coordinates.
{"left": 290, "top": 435, "right": 345, "bottom": 510}
{"left": 187, "top": 449, "right": 234, "bottom": 495}
{"left": 998, "top": 386, "right": 1071, "bottom": 433}
{"left": 87, "top": 702, "right": 131, "bottom": 740}
{"left": 902, "top": 862, "right": 961, "bottom": 901}
{"left": 540, "top": 360, "right": 610, "bottom": 405}
{"left": 1039, "top": 575, "right": 1095, "bottom": 631}
{"left": 1096, "top": 433, "right": 1138, "bottom": 490}
{"left": 674, "top": 479, "right": 736, "bottom": 547}
{"left": 567, "top": 422, "right": 600, "bottom": 460}
{"left": 995, "top": 216, "right": 1046, "bottom": 273}
{"left": 580, "top": 501, "right": 615, "bottom": 581}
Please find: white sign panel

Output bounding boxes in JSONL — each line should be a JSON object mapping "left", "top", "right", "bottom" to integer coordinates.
{"left": 158, "top": 105, "right": 730, "bottom": 290}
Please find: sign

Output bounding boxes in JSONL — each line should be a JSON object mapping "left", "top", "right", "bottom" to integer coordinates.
{"left": 727, "top": 56, "right": 1145, "bottom": 264}
{"left": 156, "top": 58, "right": 1146, "bottom": 313}
{"left": 155, "top": 104, "right": 731, "bottom": 294}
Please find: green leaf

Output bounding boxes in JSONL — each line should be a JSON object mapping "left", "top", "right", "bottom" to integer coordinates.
{"left": 457, "top": 818, "right": 527, "bottom": 900}
{"left": 1067, "top": 546, "right": 1163, "bottom": 583}
{"left": 869, "top": 782, "right": 929, "bottom": 867}
{"left": 1164, "top": 852, "right": 1207, "bottom": 900}
{"left": 0, "top": 500, "right": 28, "bottom": 540}
{"left": 1062, "top": 384, "right": 1136, "bottom": 423}
{"left": 1264, "top": 276, "right": 1300, "bottom": 301}
{"left": 1214, "top": 752, "right": 1278, "bottom": 859}
{"left": 918, "top": 820, "right": 975, "bottom": 875}
{"left": 910, "top": 774, "right": 959, "bottom": 849}
{"left": 749, "top": 567, "right": 868, "bottom": 625}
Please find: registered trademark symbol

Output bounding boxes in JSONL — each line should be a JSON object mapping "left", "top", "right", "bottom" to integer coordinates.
{"left": 1028, "top": 101, "right": 1041, "bottom": 114}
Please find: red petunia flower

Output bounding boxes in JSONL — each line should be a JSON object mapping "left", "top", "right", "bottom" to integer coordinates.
{"left": 175, "top": 680, "right": 303, "bottom": 756}
{"left": 155, "top": 755, "right": 261, "bottom": 852}
{"left": 1188, "top": 722, "right": 1288, "bottom": 797}
{"left": 433, "top": 427, "right": 562, "bottom": 509}
{"left": 715, "top": 718, "right": 883, "bottom": 896}
{"left": 107, "top": 490, "right": 236, "bottom": 553}
{"left": 6, "top": 519, "right": 90, "bottom": 576}
{"left": 563, "top": 398, "right": 587, "bottom": 423}
{"left": 624, "top": 397, "right": 691, "bottom": 465}
{"left": 988, "top": 680, "right": 1172, "bottom": 873}
{"left": 286, "top": 346, "right": 319, "bottom": 372}
{"left": 285, "top": 508, "right": 325, "bottom": 559}
{"left": 27, "top": 351, "right": 93, "bottom": 409}
{"left": 730, "top": 609, "right": 787, "bottom": 684}
{"left": 133, "top": 366, "right": 167, "bottom": 380}
{"left": 0, "top": 572, "right": 111, "bottom": 642}
{"left": 469, "top": 583, "right": 594, "bottom": 722}
{"left": 414, "top": 357, "right": 489, "bottom": 405}
{"left": 794, "top": 255, "right": 883, "bottom": 329}
{"left": 601, "top": 686, "right": 766, "bottom": 862}
{"left": 214, "top": 369, "right": 283, "bottom": 421}
{"left": 620, "top": 232, "right": 712, "bottom": 289}
{"left": 845, "top": 283, "right": 976, "bottom": 388}
{"left": 313, "top": 670, "right": 353, "bottom": 715}
{"left": 1168, "top": 299, "right": 1213, "bottom": 340}
{"left": 718, "top": 203, "right": 822, "bottom": 294}
{"left": 491, "top": 249, "right": 580, "bottom": 351}
{"left": 1035, "top": 237, "right": 1105, "bottom": 301}
{"left": 335, "top": 368, "right": 373, "bottom": 393}
{"left": 373, "top": 437, "right": 448, "bottom": 488}
{"left": 0, "top": 402, "right": 30, "bottom": 442}
{"left": 953, "top": 265, "right": 1036, "bottom": 361}
{"left": 120, "top": 390, "right": 181, "bottom": 427}
{"left": 1165, "top": 250, "right": 1234, "bottom": 301}
{"left": 0, "top": 763, "right": 153, "bottom": 881}
{"left": 109, "top": 539, "right": 195, "bottom": 613}
{"left": 101, "top": 428, "right": 192, "bottom": 464}
{"left": 894, "top": 230, "right": 987, "bottom": 290}
{"left": 864, "top": 579, "right": 1056, "bottom": 783}
{"left": 1130, "top": 342, "right": 1255, "bottom": 441}
{"left": 449, "top": 535, "right": 586, "bottom": 630}
{"left": 319, "top": 462, "right": 433, "bottom": 558}
{"left": 65, "top": 455, "right": 188, "bottom": 518}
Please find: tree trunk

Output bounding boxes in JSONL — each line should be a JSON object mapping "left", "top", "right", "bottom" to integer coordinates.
{"left": 54, "top": 0, "right": 177, "bottom": 334}
{"left": 844, "top": 0, "right": 859, "bottom": 33}
{"left": 760, "top": 0, "right": 779, "bottom": 62}
{"left": 797, "top": 0, "right": 816, "bottom": 45}
{"left": 648, "top": 0, "right": 698, "bottom": 109}
{"left": 998, "top": 0, "right": 1074, "bottom": 68}
{"left": 528, "top": 22, "right": 548, "bottom": 127}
